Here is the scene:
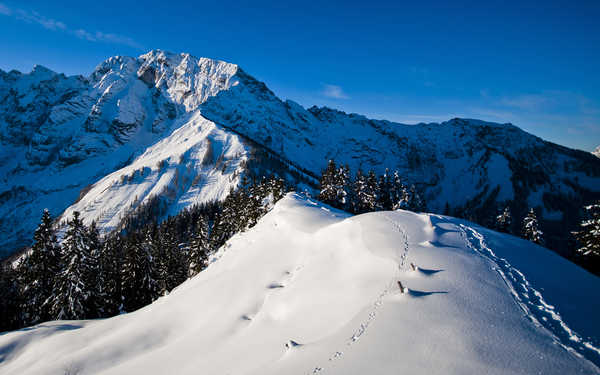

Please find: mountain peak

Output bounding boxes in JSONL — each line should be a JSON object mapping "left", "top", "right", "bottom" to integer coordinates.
{"left": 137, "top": 49, "right": 238, "bottom": 70}
{"left": 31, "top": 64, "right": 55, "bottom": 75}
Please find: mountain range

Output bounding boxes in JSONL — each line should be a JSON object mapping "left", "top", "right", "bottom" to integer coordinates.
{"left": 1, "top": 49, "right": 599, "bottom": 257}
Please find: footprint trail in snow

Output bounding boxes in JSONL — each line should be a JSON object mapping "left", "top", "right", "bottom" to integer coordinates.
{"left": 460, "top": 224, "right": 600, "bottom": 367}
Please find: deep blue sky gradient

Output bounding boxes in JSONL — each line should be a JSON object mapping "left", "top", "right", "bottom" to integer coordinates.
{"left": 1, "top": 0, "right": 599, "bottom": 151}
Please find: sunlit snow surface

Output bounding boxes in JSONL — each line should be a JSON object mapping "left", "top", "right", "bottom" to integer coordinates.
{"left": 1, "top": 194, "right": 598, "bottom": 374}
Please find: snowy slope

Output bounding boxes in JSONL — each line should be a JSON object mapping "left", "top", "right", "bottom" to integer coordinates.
{"left": 1, "top": 194, "right": 598, "bottom": 374}
{"left": 60, "top": 112, "right": 248, "bottom": 232}
{"left": 593, "top": 146, "right": 600, "bottom": 158}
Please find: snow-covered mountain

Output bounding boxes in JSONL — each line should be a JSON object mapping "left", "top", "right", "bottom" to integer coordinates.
{"left": 0, "top": 51, "right": 252, "bottom": 254}
{"left": 593, "top": 146, "right": 600, "bottom": 158}
{"left": 0, "top": 194, "right": 598, "bottom": 374}
{"left": 1, "top": 50, "right": 599, "bottom": 256}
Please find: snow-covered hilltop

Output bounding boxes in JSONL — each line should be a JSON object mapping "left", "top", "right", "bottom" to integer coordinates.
{"left": 0, "top": 194, "right": 598, "bottom": 374}
{"left": 1, "top": 50, "right": 599, "bottom": 256}
{"left": 593, "top": 146, "right": 600, "bottom": 158}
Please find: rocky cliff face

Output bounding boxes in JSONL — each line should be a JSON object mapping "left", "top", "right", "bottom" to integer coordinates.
{"left": 1, "top": 50, "right": 599, "bottom": 256}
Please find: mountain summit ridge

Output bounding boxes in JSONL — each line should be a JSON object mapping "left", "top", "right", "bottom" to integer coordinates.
{"left": 0, "top": 50, "right": 599, "bottom": 256}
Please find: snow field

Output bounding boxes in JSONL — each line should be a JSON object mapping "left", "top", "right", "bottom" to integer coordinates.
{"left": 0, "top": 194, "right": 598, "bottom": 374}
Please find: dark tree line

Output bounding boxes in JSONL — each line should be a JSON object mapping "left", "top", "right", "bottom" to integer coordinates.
{"left": 0, "top": 176, "right": 287, "bottom": 332}
{"left": 317, "top": 160, "right": 599, "bottom": 274}
{"left": 318, "top": 160, "right": 425, "bottom": 214}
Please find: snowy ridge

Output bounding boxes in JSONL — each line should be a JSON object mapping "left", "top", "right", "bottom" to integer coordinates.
{"left": 0, "top": 194, "right": 598, "bottom": 374}
{"left": 593, "top": 146, "right": 600, "bottom": 158}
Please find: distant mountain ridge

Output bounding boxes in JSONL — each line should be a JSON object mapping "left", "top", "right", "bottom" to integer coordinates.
{"left": 1, "top": 50, "right": 599, "bottom": 256}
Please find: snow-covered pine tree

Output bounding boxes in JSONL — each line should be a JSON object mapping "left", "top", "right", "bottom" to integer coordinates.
{"left": 318, "top": 160, "right": 338, "bottom": 206}
{"left": 522, "top": 208, "right": 543, "bottom": 245}
{"left": 21, "top": 209, "right": 60, "bottom": 325}
{"left": 246, "top": 181, "right": 265, "bottom": 228}
{"left": 167, "top": 243, "right": 188, "bottom": 292}
{"left": 376, "top": 169, "right": 393, "bottom": 211}
{"left": 47, "top": 211, "right": 96, "bottom": 320}
{"left": 121, "top": 232, "right": 159, "bottom": 312}
{"left": 85, "top": 221, "right": 102, "bottom": 318}
{"left": 391, "top": 171, "right": 404, "bottom": 210}
{"left": 97, "top": 234, "right": 123, "bottom": 317}
{"left": 408, "top": 184, "right": 425, "bottom": 212}
{"left": 267, "top": 175, "right": 286, "bottom": 202}
{"left": 572, "top": 202, "right": 600, "bottom": 259}
{"left": 333, "top": 164, "right": 351, "bottom": 210}
{"left": 209, "top": 212, "right": 227, "bottom": 251}
{"left": 364, "top": 170, "right": 379, "bottom": 212}
{"left": 189, "top": 215, "right": 210, "bottom": 277}
{"left": 222, "top": 188, "right": 245, "bottom": 234}
{"left": 399, "top": 184, "right": 410, "bottom": 210}
{"left": 157, "top": 221, "right": 187, "bottom": 292}
{"left": 496, "top": 206, "right": 512, "bottom": 233}
{"left": 352, "top": 169, "right": 367, "bottom": 214}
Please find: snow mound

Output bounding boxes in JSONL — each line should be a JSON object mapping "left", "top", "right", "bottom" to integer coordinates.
{"left": 0, "top": 194, "right": 599, "bottom": 374}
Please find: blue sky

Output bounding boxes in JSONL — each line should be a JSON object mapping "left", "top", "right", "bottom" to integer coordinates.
{"left": 1, "top": 0, "right": 599, "bottom": 151}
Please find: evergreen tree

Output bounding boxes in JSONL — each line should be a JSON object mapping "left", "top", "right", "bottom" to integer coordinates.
{"left": 85, "top": 221, "right": 101, "bottom": 318}
{"left": 496, "top": 206, "right": 512, "bottom": 233}
{"left": 189, "top": 215, "right": 210, "bottom": 276}
{"left": 408, "top": 184, "right": 425, "bottom": 212}
{"left": 209, "top": 212, "right": 227, "bottom": 251}
{"left": 522, "top": 208, "right": 543, "bottom": 245}
{"left": 352, "top": 169, "right": 367, "bottom": 214}
{"left": 21, "top": 209, "right": 60, "bottom": 325}
{"left": 364, "top": 170, "right": 379, "bottom": 212}
{"left": 398, "top": 184, "right": 410, "bottom": 210}
{"left": 47, "top": 211, "right": 96, "bottom": 320}
{"left": 391, "top": 171, "right": 404, "bottom": 210}
{"left": 318, "top": 160, "right": 338, "bottom": 206}
{"left": 121, "top": 232, "right": 159, "bottom": 312}
{"left": 97, "top": 234, "right": 123, "bottom": 317}
{"left": 572, "top": 202, "right": 600, "bottom": 258}
{"left": 164, "top": 232, "right": 188, "bottom": 292}
{"left": 245, "top": 182, "right": 264, "bottom": 228}
{"left": 381, "top": 170, "right": 394, "bottom": 210}
{"left": 334, "top": 164, "right": 351, "bottom": 210}
{"left": 268, "top": 175, "right": 286, "bottom": 202}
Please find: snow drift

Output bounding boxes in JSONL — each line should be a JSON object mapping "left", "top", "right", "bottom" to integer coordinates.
{"left": 0, "top": 193, "right": 598, "bottom": 374}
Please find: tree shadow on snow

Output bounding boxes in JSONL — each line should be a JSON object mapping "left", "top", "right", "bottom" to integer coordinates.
{"left": 19, "top": 323, "right": 83, "bottom": 333}
{"left": 417, "top": 268, "right": 444, "bottom": 276}
{"left": 408, "top": 289, "right": 448, "bottom": 297}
